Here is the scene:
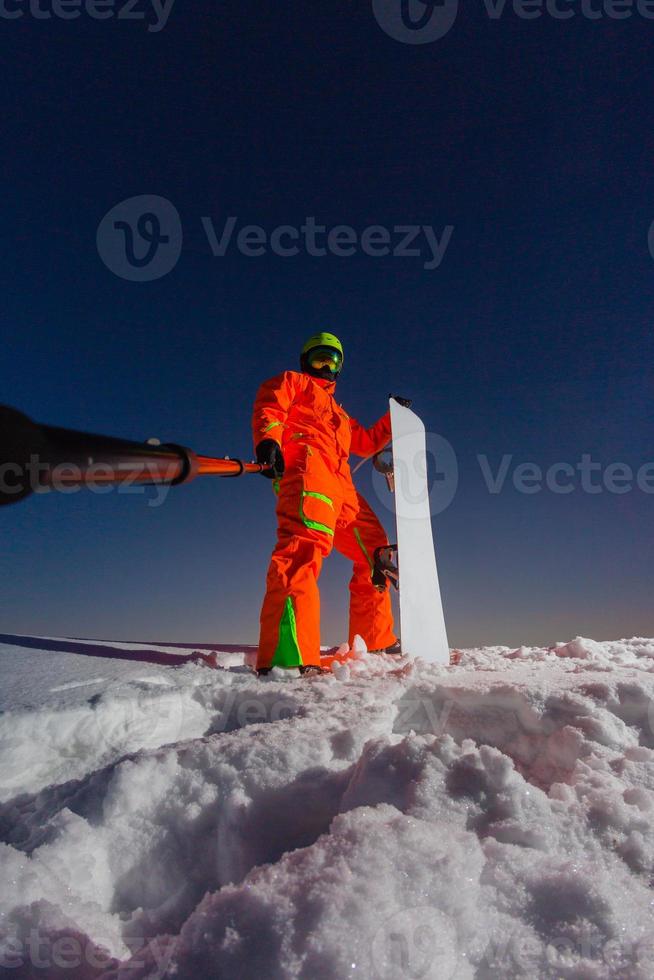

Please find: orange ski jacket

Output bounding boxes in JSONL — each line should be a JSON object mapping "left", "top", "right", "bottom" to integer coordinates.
{"left": 252, "top": 371, "right": 391, "bottom": 473}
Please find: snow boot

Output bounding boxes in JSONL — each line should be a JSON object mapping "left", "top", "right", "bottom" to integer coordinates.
{"left": 299, "top": 665, "right": 329, "bottom": 677}
{"left": 369, "top": 640, "right": 402, "bottom": 656}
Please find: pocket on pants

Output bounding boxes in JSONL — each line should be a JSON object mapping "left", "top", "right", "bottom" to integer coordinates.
{"left": 299, "top": 490, "right": 335, "bottom": 537}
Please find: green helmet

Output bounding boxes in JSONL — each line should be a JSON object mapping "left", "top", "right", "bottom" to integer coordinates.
{"left": 301, "top": 332, "right": 344, "bottom": 360}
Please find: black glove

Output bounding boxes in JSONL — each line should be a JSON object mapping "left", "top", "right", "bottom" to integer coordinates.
{"left": 256, "top": 439, "right": 285, "bottom": 480}
{"left": 390, "top": 394, "right": 412, "bottom": 408}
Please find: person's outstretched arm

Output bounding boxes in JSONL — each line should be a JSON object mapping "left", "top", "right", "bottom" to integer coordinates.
{"left": 348, "top": 395, "right": 412, "bottom": 458}
{"left": 349, "top": 412, "right": 392, "bottom": 458}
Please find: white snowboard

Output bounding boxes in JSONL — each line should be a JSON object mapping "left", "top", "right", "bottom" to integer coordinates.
{"left": 390, "top": 399, "right": 450, "bottom": 664}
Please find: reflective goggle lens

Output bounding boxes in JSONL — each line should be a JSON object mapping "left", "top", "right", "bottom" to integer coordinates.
{"left": 309, "top": 347, "right": 342, "bottom": 372}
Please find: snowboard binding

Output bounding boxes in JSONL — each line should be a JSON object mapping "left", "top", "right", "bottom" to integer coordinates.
{"left": 372, "top": 544, "right": 399, "bottom": 591}
{"left": 373, "top": 449, "right": 394, "bottom": 494}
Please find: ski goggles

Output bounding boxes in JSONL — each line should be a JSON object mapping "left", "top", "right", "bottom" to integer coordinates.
{"left": 308, "top": 347, "right": 343, "bottom": 373}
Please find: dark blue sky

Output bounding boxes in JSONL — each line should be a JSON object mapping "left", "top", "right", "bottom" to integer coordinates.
{"left": 2, "top": 3, "right": 653, "bottom": 647}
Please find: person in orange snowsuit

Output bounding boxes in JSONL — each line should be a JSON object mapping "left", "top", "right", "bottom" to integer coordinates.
{"left": 253, "top": 332, "right": 409, "bottom": 675}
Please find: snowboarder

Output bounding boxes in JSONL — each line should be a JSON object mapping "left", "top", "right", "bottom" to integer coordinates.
{"left": 253, "top": 332, "right": 409, "bottom": 675}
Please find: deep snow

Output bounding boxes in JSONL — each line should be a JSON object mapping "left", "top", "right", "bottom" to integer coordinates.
{"left": 1, "top": 633, "right": 653, "bottom": 979}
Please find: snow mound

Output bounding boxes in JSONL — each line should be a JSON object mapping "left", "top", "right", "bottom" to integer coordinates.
{"left": 0, "top": 635, "right": 653, "bottom": 978}
{"left": 552, "top": 636, "right": 607, "bottom": 660}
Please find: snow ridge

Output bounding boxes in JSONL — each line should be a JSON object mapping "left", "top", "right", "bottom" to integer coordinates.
{"left": 0, "top": 635, "right": 653, "bottom": 978}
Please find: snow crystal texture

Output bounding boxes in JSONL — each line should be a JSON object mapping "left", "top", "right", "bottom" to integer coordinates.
{"left": 0, "top": 633, "right": 653, "bottom": 979}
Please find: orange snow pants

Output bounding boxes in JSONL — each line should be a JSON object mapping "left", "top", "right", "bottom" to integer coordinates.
{"left": 257, "top": 453, "right": 396, "bottom": 669}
